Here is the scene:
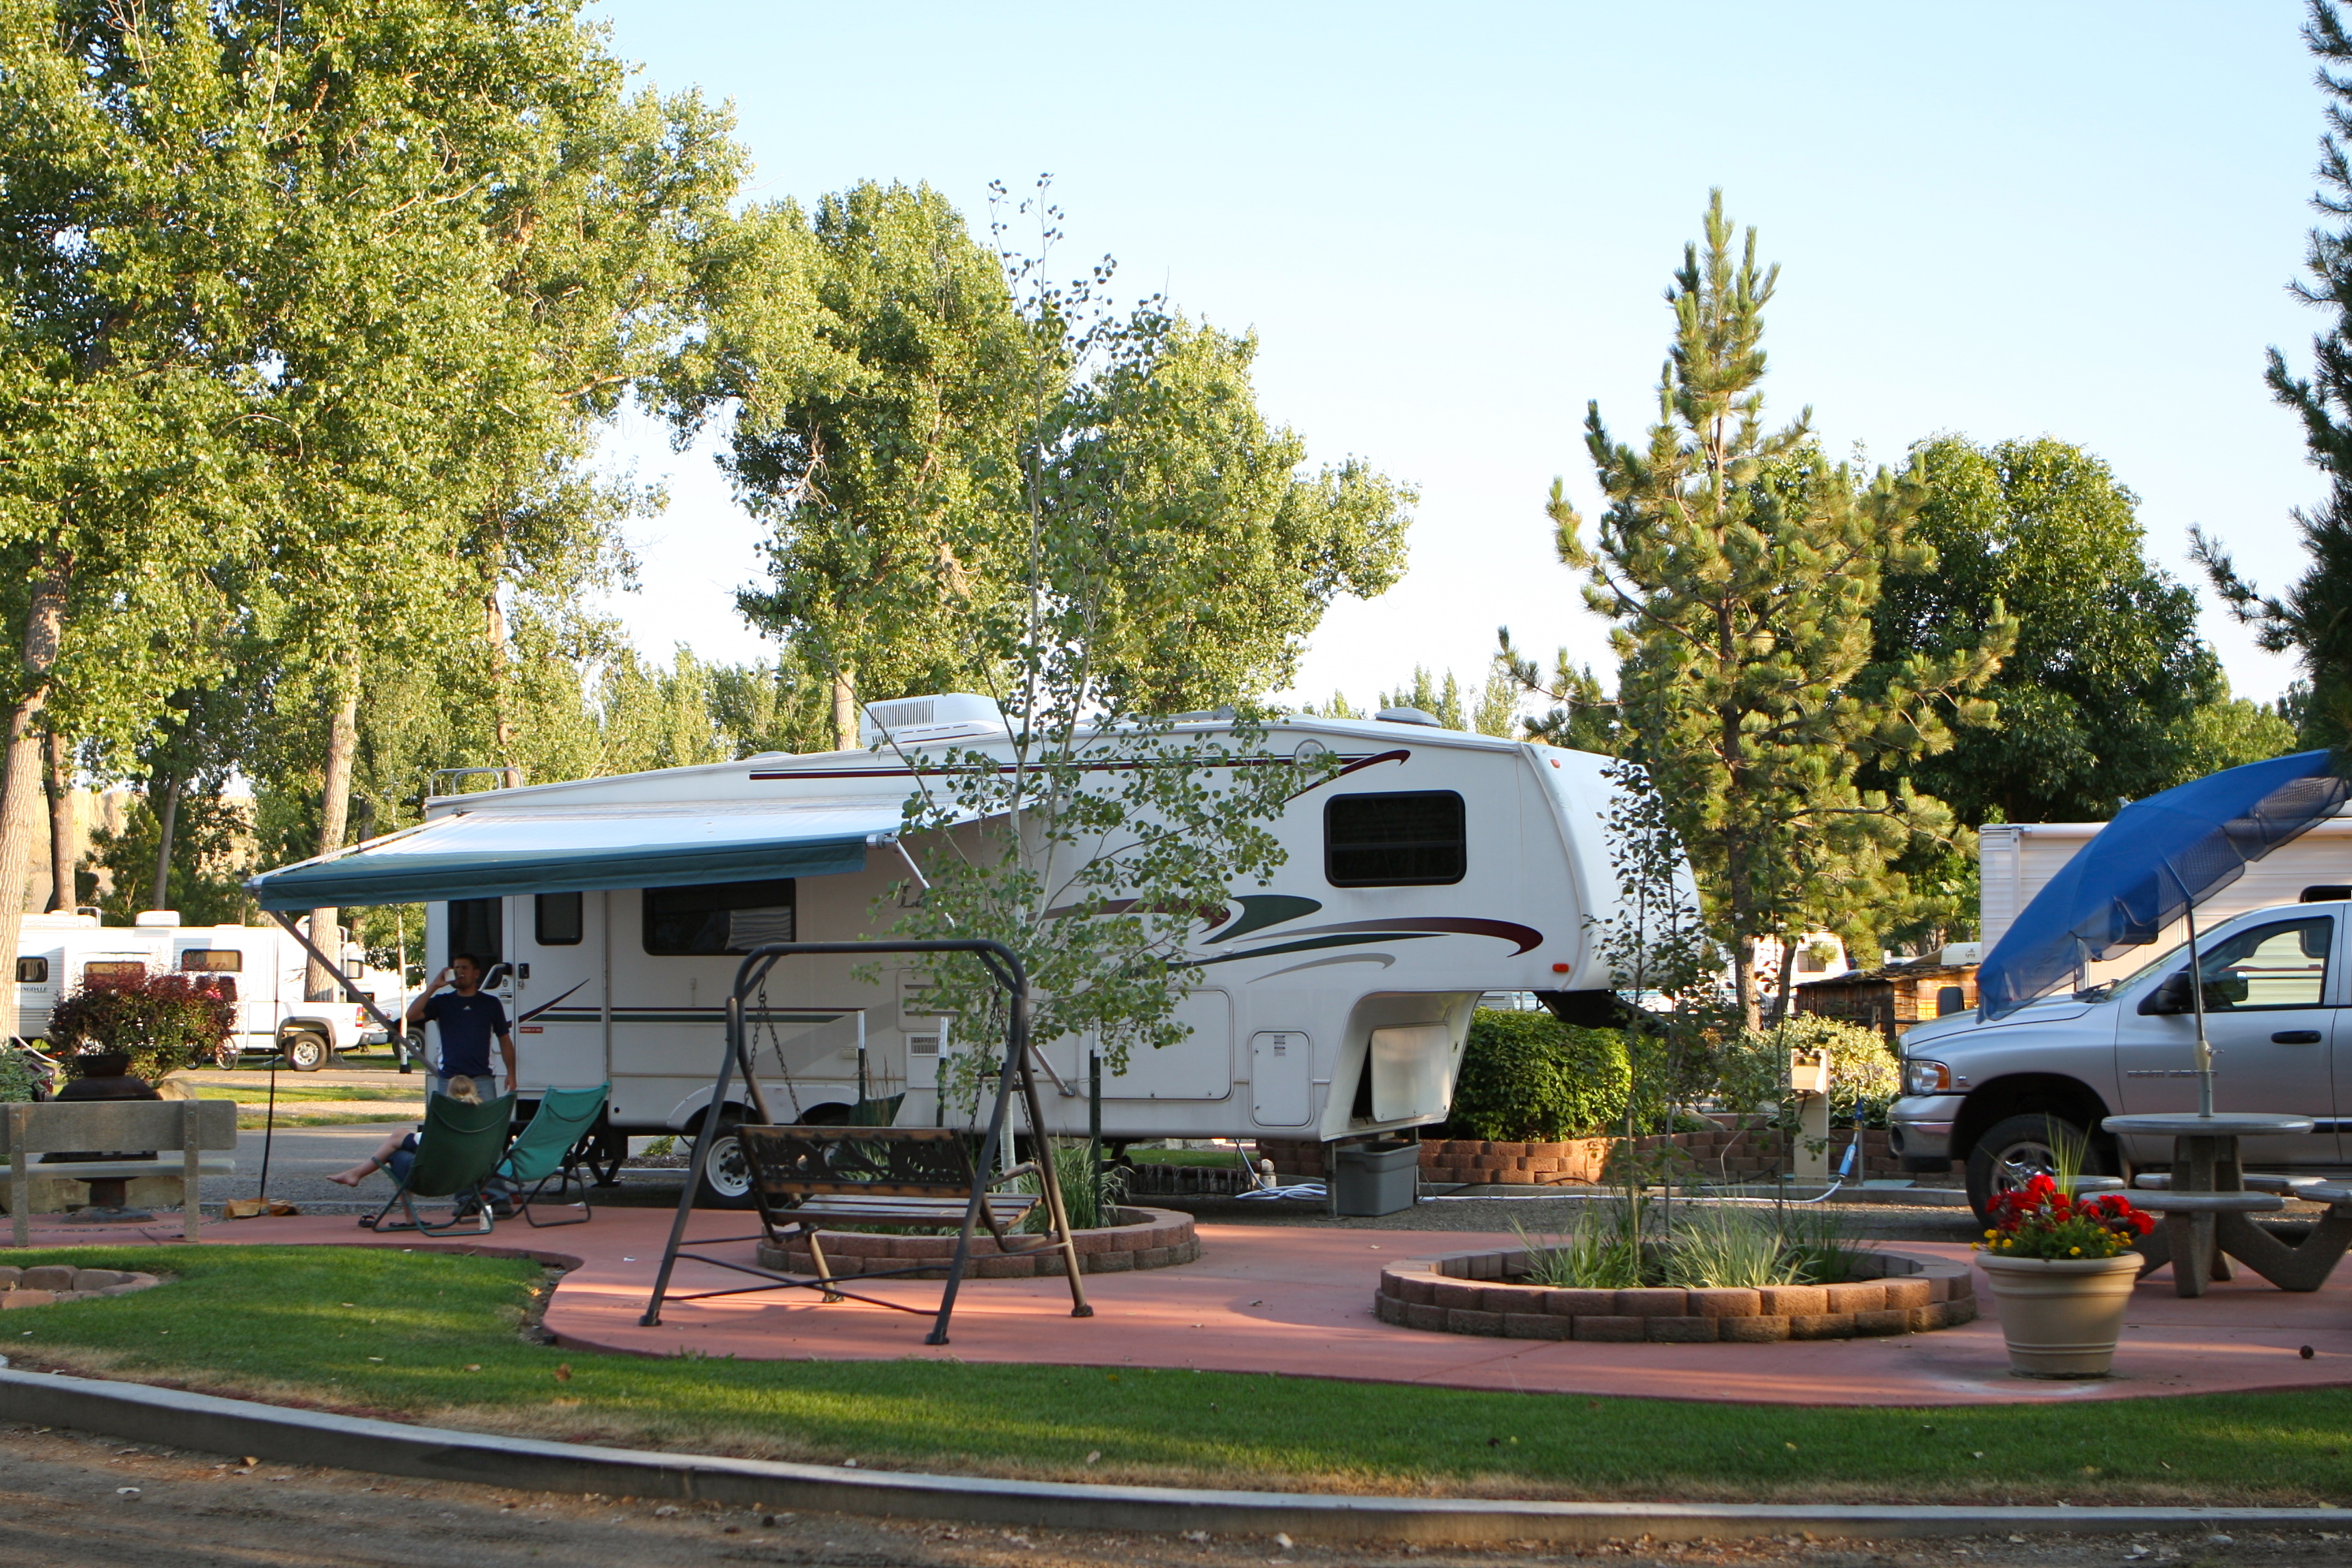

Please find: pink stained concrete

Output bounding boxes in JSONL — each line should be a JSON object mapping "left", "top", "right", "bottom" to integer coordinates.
{"left": 14, "top": 1207, "right": 2352, "bottom": 1407}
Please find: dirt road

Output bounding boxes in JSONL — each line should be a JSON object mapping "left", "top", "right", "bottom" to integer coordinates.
{"left": 0, "top": 1422, "right": 2342, "bottom": 1568}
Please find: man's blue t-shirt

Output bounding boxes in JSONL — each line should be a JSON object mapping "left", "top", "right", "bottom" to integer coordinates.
{"left": 423, "top": 989, "right": 509, "bottom": 1079}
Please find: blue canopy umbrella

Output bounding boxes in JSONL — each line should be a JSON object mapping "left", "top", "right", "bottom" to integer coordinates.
{"left": 1976, "top": 749, "right": 2349, "bottom": 1112}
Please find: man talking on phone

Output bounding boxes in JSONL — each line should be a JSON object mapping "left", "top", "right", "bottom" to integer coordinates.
{"left": 405, "top": 953, "right": 516, "bottom": 1097}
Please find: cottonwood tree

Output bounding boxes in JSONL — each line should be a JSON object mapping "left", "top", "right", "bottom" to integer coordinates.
{"left": 1551, "top": 193, "right": 2011, "bottom": 1026}
{"left": 1879, "top": 436, "right": 2258, "bottom": 822}
{"left": 2196, "top": 0, "right": 2352, "bottom": 752}
{"left": 687, "top": 182, "right": 1024, "bottom": 750}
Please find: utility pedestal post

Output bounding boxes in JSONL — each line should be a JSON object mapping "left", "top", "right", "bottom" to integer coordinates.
{"left": 1790, "top": 1048, "right": 1833, "bottom": 1184}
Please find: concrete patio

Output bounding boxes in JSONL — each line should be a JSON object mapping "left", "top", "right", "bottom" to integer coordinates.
{"left": 8, "top": 1201, "right": 2351, "bottom": 1408}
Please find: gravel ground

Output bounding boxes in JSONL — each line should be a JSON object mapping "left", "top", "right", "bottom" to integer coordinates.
{"left": 0, "top": 1422, "right": 2340, "bottom": 1568}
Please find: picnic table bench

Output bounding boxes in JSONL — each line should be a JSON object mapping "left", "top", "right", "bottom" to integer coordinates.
{"left": 739, "top": 1125, "right": 1063, "bottom": 1301}
{"left": 4, "top": 1101, "right": 238, "bottom": 1246}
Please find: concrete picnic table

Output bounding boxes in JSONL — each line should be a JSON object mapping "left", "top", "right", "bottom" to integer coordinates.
{"left": 2099, "top": 1111, "right": 2352, "bottom": 1295}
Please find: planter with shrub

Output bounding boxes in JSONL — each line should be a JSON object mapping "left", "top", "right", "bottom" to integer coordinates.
{"left": 45, "top": 970, "right": 237, "bottom": 1086}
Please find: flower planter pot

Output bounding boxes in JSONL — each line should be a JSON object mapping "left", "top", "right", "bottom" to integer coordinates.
{"left": 1977, "top": 1252, "right": 2141, "bottom": 1378}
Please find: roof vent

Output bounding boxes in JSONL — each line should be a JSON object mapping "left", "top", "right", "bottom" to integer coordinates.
{"left": 1375, "top": 706, "right": 1442, "bottom": 728}
{"left": 133, "top": 911, "right": 180, "bottom": 928}
{"left": 858, "top": 692, "right": 1007, "bottom": 750}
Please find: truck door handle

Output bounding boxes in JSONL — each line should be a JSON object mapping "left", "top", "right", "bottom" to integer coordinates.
{"left": 2272, "top": 1030, "right": 2324, "bottom": 1045}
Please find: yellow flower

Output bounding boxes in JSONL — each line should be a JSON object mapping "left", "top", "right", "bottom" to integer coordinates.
{"left": 1984, "top": 1229, "right": 1997, "bottom": 1239}
{"left": 2069, "top": 1247, "right": 2081, "bottom": 1256}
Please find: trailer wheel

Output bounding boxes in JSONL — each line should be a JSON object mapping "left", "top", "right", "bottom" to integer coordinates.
{"left": 283, "top": 1032, "right": 329, "bottom": 1073}
{"left": 690, "top": 1108, "right": 756, "bottom": 1209}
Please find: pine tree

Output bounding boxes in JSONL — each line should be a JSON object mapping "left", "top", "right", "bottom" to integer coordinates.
{"left": 2195, "top": 0, "right": 2352, "bottom": 750}
{"left": 1553, "top": 193, "right": 2011, "bottom": 1024}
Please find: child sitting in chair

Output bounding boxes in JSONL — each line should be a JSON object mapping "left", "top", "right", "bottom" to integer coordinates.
{"left": 328, "top": 1076, "right": 482, "bottom": 1187}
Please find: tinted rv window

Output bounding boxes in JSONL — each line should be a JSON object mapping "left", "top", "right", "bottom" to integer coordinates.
{"left": 179, "top": 949, "right": 243, "bottom": 974}
{"left": 83, "top": 961, "right": 145, "bottom": 982}
{"left": 1325, "top": 791, "right": 1466, "bottom": 887}
{"left": 642, "top": 879, "right": 796, "bottom": 955}
{"left": 15, "top": 957, "right": 46, "bottom": 984}
{"left": 448, "top": 898, "right": 504, "bottom": 967}
{"left": 536, "top": 892, "right": 584, "bottom": 946}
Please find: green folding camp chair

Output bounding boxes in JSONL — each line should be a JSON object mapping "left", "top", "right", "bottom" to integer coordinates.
{"left": 495, "top": 1084, "right": 609, "bottom": 1228}
{"left": 360, "top": 1092, "right": 515, "bottom": 1236}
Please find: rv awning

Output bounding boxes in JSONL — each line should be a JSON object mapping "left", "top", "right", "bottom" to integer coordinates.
{"left": 245, "top": 799, "right": 915, "bottom": 911}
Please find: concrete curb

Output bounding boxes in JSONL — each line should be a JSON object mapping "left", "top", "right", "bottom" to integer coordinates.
{"left": 0, "top": 1367, "right": 2342, "bottom": 1543}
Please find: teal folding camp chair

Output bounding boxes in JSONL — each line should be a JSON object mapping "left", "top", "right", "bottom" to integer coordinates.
{"left": 495, "top": 1084, "right": 609, "bottom": 1228}
{"left": 360, "top": 1092, "right": 515, "bottom": 1236}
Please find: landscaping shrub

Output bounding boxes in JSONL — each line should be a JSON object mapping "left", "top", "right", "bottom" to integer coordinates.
{"left": 1445, "top": 1008, "right": 1630, "bottom": 1142}
{"left": 44, "top": 970, "right": 237, "bottom": 1080}
{"left": 1714, "top": 1014, "right": 1898, "bottom": 1128}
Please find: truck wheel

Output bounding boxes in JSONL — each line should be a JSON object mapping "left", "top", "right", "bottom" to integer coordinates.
{"left": 283, "top": 1032, "right": 329, "bottom": 1073}
{"left": 690, "top": 1108, "right": 756, "bottom": 1209}
{"left": 1965, "top": 1112, "right": 2101, "bottom": 1222}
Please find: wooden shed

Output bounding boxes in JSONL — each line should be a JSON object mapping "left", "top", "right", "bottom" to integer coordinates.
{"left": 1794, "top": 961, "right": 1979, "bottom": 1043}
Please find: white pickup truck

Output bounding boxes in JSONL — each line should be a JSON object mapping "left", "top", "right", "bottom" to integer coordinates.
{"left": 12, "top": 912, "right": 405, "bottom": 1071}
{"left": 1889, "top": 894, "right": 2349, "bottom": 1220}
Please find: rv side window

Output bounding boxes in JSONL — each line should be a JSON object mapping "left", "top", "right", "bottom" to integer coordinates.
{"left": 179, "top": 949, "right": 243, "bottom": 973}
{"left": 643, "top": 879, "right": 796, "bottom": 955}
{"left": 448, "top": 898, "right": 504, "bottom": 967}
{"left": 1325, "top": 791, "right": 1467, "bottom": 888}
{"left": 535, "top": 892, "right": 584, "bottom": 946}
{"left": 15, "top": 957, "right": 46, "bottom": 985}
{"left": 83, "top": 961, "right": 145, "bottom": 983}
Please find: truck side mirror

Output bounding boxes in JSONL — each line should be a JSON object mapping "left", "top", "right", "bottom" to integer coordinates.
{"left": 2137, "top": 972, "right": 2193, "bottom": 1016}
{"left": 1936, "top": 985, "right": 1965, "bottom": 1017}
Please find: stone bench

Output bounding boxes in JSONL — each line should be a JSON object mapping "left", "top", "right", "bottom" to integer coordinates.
{"left": 3, "top": 1101, "right": 237, "bottom": 1246}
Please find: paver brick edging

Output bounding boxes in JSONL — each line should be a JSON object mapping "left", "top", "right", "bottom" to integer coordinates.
{"left": 1, "top": 1367, "right": 2344, "bottom": 1544}
{"left": 0, "top": 1266, "right": 160, "bottom": 1308}
{"left": 755, "top": 1207, "right": 1198, "bottom": 1278}
{"left": 1376, "top": 1245, "right": 1977, "bottom": 1342}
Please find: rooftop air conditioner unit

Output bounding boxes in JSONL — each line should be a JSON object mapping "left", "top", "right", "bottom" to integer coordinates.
{"left": 133, "top": 911, "right": 181, "bottom": 928}
{"left": 858, "top": 692, "right": 1007, "bottom": 750}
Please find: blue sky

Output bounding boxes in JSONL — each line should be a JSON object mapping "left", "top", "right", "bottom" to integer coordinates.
{"left": 587, "top": 1, "right": 2323, "bottom": 710}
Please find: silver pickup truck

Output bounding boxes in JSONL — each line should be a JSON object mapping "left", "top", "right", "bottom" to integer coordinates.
{"left": 1889, "top": 896, "right": 2349, "bottom": 1219}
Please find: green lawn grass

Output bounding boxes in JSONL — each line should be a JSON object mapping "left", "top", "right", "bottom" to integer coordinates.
{"left": 6, "top": 1245, "right": 2349, "bottom": 1505}
{"left": 1125, "top": 1147, "right": 1256, "bottom": 1168}
{"left": 195, "top": 1084, "right": 424, "bottom": 1104}
{"left": 232, "top": 1110, "right": 415, "bottom": 1129}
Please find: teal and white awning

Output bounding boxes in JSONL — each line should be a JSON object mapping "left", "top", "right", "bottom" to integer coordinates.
{"left": 246, "top": 799, "right": 914, "bottom": 911}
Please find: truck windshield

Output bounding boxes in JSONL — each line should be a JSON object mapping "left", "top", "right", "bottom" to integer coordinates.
{"left": 2073, "top": 941, "right": 2187, "bottom": 1003}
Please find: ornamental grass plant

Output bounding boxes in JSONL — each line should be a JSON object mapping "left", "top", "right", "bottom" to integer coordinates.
{"left": 1512, "top": 1194, "right": 1869, "bottom": 1289}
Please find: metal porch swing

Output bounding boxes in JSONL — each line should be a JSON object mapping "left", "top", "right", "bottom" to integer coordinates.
{"left": 638, "top": 939, "right": 1093, "bottom": 1345}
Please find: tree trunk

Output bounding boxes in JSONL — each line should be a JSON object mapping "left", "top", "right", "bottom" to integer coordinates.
{"left": 42, "top": 729, "right": 74, "bottom": 913}
{"left": 303, "top": 670, "right": 361, "bottom": 1004}
{"left": 832, "top": 663, "right": 858, "bottom": 752}
{"left": 1771, "top": 936, "right": 1799, "bottom": 1026}
{"left": 148, "top": 770, "right": 181, "bottom": 913}
{"left": 0, "top": 557, "right": 68, "bottom": 1041}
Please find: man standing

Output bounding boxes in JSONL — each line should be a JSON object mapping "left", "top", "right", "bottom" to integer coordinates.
{"left": 405, "top": 953, "right": 515, "bottom": 1097}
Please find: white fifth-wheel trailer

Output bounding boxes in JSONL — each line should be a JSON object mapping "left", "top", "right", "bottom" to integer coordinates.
{"left": 245, "top": 696, "right": 1665, "bottom": 1202}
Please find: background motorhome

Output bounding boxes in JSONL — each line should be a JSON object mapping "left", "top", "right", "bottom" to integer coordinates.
{"left": 12, "top": 911, "right": 400, "bottom": 1069}
{"left": 251, "top": 701, "right": 1676, "bottom": 1203}
{"left": 1978, "top": 816, "right": 2352, "bottom": 993}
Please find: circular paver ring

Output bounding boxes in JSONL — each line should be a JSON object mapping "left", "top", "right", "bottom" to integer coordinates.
{"left": 1376, "top": 1245, "right": 1976, "bottom": 1343}
{"left": 1, "top": 1266, "right": 163, "bottom": 1310}
{"left": 756, "top": 1205, "right": 1199, "bottom": 1280}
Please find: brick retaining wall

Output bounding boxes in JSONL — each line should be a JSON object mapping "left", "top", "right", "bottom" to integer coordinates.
{"left": 1259, "top": 1123, "right": 1903, "bottom": 1187}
